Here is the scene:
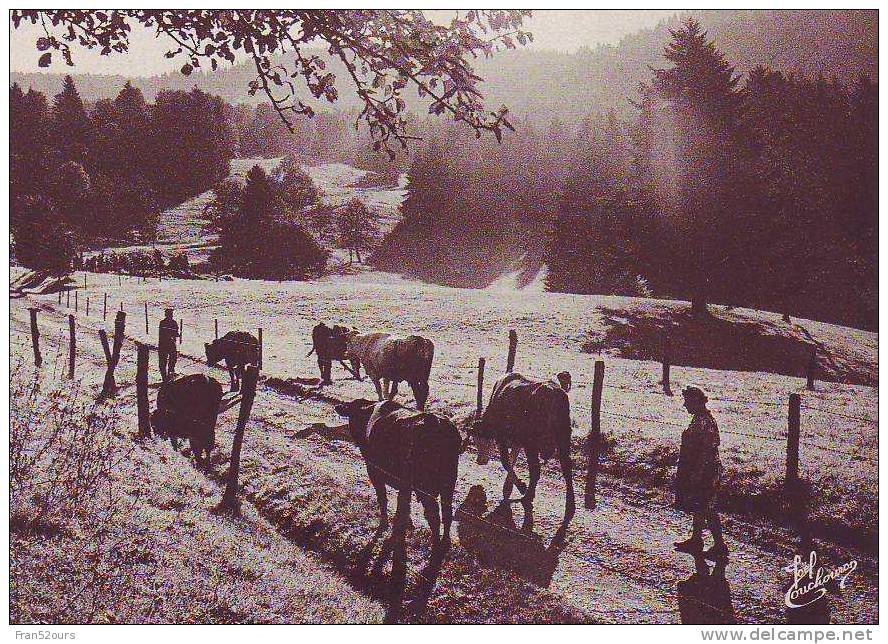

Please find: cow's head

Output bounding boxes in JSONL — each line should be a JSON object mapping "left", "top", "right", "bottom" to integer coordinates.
{"left": 334, "top": 398, "right": 376, "bottom": 446}
{"left": 150, "top": 407, "right": 173, "bottom": 437}
{"left": 330, "top": 325, "right": 353, "bottom": 358}
{"left": 205, "top": 340, "right": 222, "bottom": 366}
{"left": 556, "top": 371, "right": 572, "bottom": 393}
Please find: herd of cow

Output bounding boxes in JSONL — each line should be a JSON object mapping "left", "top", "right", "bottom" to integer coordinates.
{"left": 150, "top": 322, "right": 577, "bottom": 551}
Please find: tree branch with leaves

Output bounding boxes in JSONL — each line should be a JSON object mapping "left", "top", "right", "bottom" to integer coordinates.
{"left": 12, "top": 9, "right": 532, "bottom": 156}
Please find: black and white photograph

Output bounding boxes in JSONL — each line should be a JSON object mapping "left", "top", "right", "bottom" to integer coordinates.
{"left": 6, "top": 5, "right": 879, "bottom": 631}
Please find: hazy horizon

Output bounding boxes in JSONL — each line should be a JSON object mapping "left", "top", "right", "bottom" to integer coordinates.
{"left": 10, "top": 10, "right": 678, "bottom": 77}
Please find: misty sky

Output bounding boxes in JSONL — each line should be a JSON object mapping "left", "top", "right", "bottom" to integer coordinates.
{"left": 10, "top": 10, "right": 678, "bottom": 77}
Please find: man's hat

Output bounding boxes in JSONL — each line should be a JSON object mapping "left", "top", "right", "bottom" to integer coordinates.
{"left": 682, "top": 385, "right": 708, "bottom": 405}
{"left": 164, "top": 307, "right": 173, "bottom": 315}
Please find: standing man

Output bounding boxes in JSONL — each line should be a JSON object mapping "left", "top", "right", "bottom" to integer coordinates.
{"left": 310, "top": 322, "right": 334, "bottom": 385}
{"left": 158, "top": 308, "right": 179, "bottom": 382}
{"left": 673, "top": 385, "right": 729, "bottom": 562}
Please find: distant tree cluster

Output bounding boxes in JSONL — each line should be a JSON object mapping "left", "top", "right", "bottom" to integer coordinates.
{"left": 226, "top": 104, "right": 412, "bottom": 179}
{"left": 10, "top": 75, "right": 233, "bottom": 271}
{"left": 205, "top": 165, "right": 326, "bottom": 280}
{"left": 336, "top": 198, "right": 380, "bottom": 265}
{"left": 379, "top": 18, "right": 877, "bottom": 330}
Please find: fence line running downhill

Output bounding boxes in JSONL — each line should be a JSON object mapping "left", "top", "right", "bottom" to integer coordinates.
{"left": 11, "top": 272, "right": 878, "bottom": 622}
{"left": 19, "top": 272, "right": 878, "bottom": 465}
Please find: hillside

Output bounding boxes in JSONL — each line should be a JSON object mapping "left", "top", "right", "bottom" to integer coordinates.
{"left": 9, "top": 268, "right": 879, "bottom": 622}
{"left": 11, "top": 10, "right": 877, "bottom": 120}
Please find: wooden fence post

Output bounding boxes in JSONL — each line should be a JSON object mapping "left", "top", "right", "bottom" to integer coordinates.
{"left": 120, "top": 301, "right": 124, "bottom": 312}
{"left": 506, "top": 329, "right": 518, "bottom": 373}
{"left": 223, "top": 365, "right": 260, "bottom": 508}
{"left": 103, "top": 293, "right": 108, "bottom": 321}
{"left": 786, "top": 393, "right": 801, "bottom": 490}
{"left": 179, "top": 319, "right": 183, "bottom": 345}
{"left": 584, "top": 360, "right": 605, "bottom": 510}
{"left": 662, "top": 328, "right": 672, "bottom": 396}
{"left": 68, "top": 314, "right": 76, "bottom": 379}
{"left": 476, "top": 357, "right": 491, "bottom": 465}
{"left": 83, "top": 272, "right": 87, "bottom": 289}
{"left": 100, "top": 311, "right": 126, "bottom": 396}
{"left": 66, "top": 290, "right": 70, "bottom": 309}
{"left": 806, "top": 345, "right": 816, "bottom": 391}
{"left": 136, "top": 342, "right": 150, "bottom": 439}
{"left": 86, "top": 297, "right": 90, "bottom": 317}
{"left": 144, "top": 302, "right": 149, "bottom": 334}
{"left": 58, "top": 290, "right": 62, "bottom": 305}
{"left": 214, "top": 318, "right": 219, "bottom": 340}
{"left": 258, "top": 328, "right": 263, "bottom": 370}
{"left": 74, "top": 290, "right": 78, "bottom": 313}
{"left": 118, "top": 274, "right": 122, "bottom": 286}
{"left": 28, "top": 308, "right": 42, "bottom": 367}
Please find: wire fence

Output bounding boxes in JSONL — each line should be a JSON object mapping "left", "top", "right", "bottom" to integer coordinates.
{"left": 17, "top": 279, "right": 879, "bottom": 464}
{"left": 10, "top": 277, "right": 877, "bottom": 623}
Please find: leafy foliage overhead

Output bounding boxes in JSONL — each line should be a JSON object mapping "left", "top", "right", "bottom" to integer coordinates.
{"left": 11, "top": 9, "right": 532, "bottom": 156}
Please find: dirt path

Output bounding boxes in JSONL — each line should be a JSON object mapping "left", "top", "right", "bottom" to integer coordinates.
{"left": 10, "top": 295, "right": 878, "bottom": 624}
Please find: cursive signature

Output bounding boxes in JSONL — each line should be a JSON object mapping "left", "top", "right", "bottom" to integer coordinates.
{"left": 784, "top": 551, "right": 857, "bottom": 609}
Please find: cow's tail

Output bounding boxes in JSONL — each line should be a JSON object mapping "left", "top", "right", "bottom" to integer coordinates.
{"left": 307, "top": 346, "right": 315, "bottom": 357}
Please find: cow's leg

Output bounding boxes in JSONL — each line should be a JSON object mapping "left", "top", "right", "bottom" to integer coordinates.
{"left": 372, "top": 378, "right": 384, "bottom": 401}
{"left": 440, "top": 485, "right": 454, "bottom": 549}
{"left": 408, "top": 380, "right": 427, "bottom": 410}
{"left": 369, "top": 469, "right": 389, "bottom": 532}
{"left": 382, "top": 378, "right": 391, "bottom": 397}
{"left": 521, "top": 449, "right": 541, "bottom": 532}
{"left": 189, "top": 438, "right": 204, "bottom": 467}
{"left": 419, "top": 380, "right": 430, "bottom": 410}
{"left": 389, "top": 380, "right": 399, "bottom": 401}
{"left": 418, "top": 492, "right": 441, "bottom": 547}
{"left": 224, "top": 358, "right": 237, "bottom": 392}
{"left": 499, "top": 441, "right": 527, "bottom": 499}
{"left": 350, "top": 359, "right": 362, "bottom": 380}
{"left": 553, "top": 445, "right": 576, "bottom": 546}
{"left": 391, "top": 485, "right": 412, "bottom": 585}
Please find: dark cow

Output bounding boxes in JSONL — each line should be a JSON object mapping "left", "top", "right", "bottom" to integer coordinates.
{"left": 345, "top": 332, "right": 434, "bottom": 409}
{"left": 334, "top": 399, "right": 460, "bottom": 549}
{"left": 307, "top": 322, "right": 359, "bottom": 384}
{"left": 205, "top": 331, "right": 259, "bottom": 391}
{"left": 474, "top": 371, "right": 575, "bottom": 544}
{"left": 150, "top": 374, "right": 223, "bottom": 467}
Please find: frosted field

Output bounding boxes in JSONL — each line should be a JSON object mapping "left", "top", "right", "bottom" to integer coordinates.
{"left": 8, "top": 155, "right": 879, "bottom": 622}
{"left": 14, "top": 267, "right": 878, "bottom": 537}
{"left": 10, "top": 268, "right": 879, "bottom": 623}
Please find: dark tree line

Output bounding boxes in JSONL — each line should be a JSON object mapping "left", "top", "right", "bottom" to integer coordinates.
{"left": 11, "top": 75, "right": 233, "bottom": 270}
{"left": 380, "top": 19, "right": 877, "bottom": 330}
{"left": 627, "top": 19, "right": 877, "bottom": 328}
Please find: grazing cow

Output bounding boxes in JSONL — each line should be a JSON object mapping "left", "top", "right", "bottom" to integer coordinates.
{"left": 205, "top": 331, "right": 259, "bottom": 391}
{"left": 474, "top": 371, "right": 575, "bottom": 543}
{"left": 334, "top": 398, "right": 460, "bottom": 549}
{"left": 150, "top": 374, "right": 223, "bottom": 467}
{"left": 307, "top": 322, "right": 359, "bottom": 384}
{"left": 345, "top": 331, "right": 434, "bottom": 409}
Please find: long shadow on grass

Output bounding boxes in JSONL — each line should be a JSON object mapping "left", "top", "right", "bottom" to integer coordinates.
{"left": 584, "top": 306, "right": 873, "bottom": 387}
